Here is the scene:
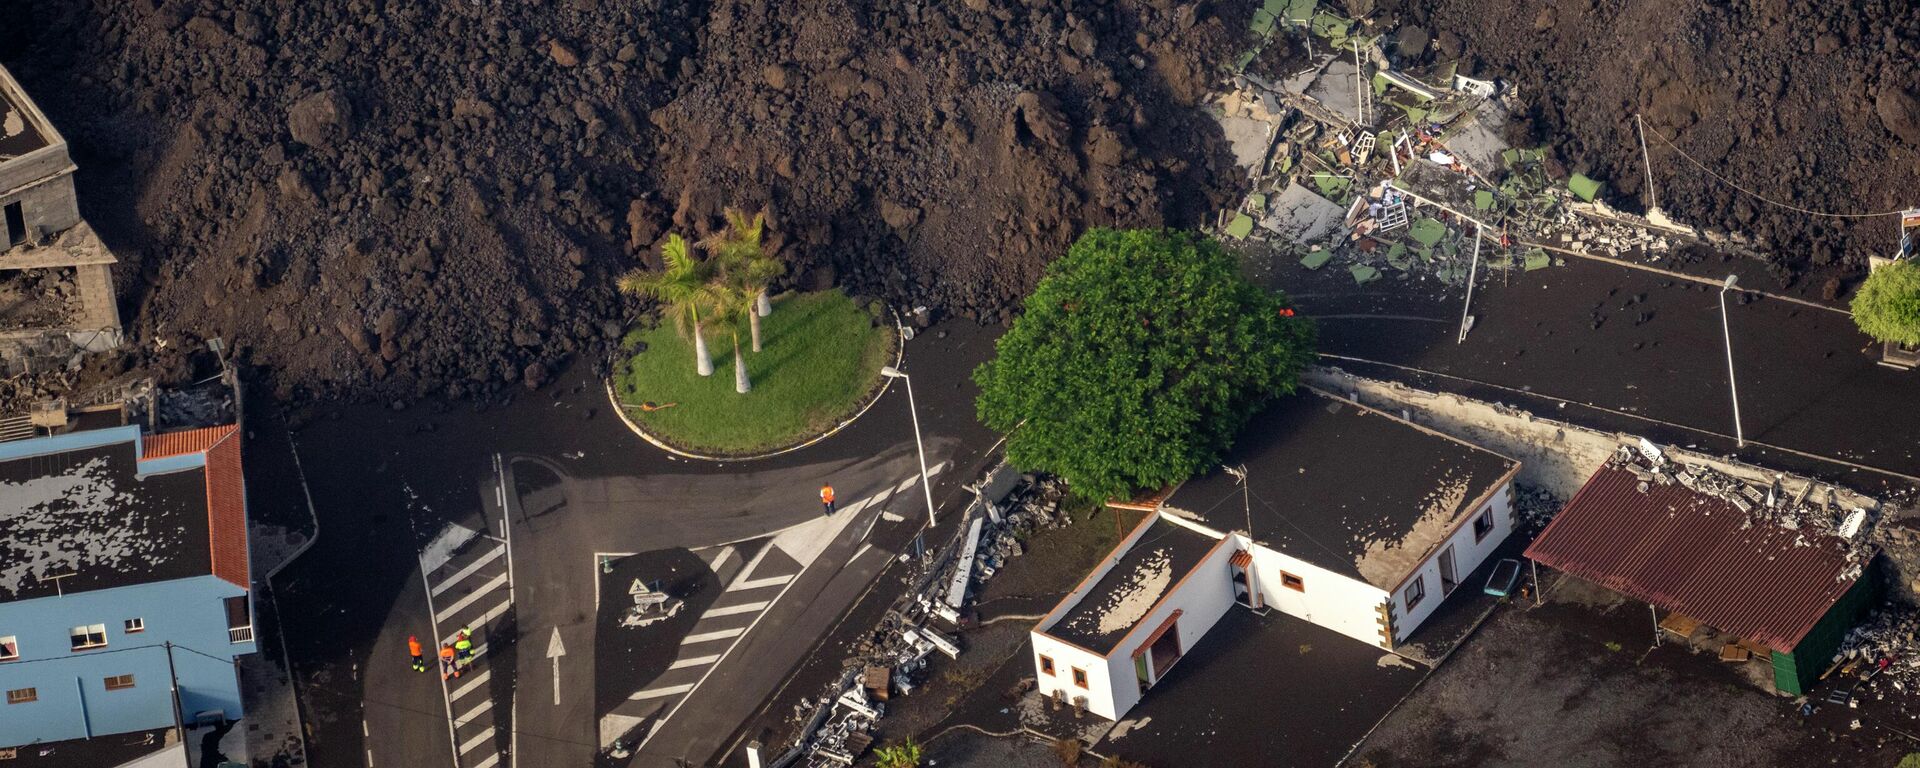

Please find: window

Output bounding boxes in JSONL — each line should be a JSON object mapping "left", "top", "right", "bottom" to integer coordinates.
{"left": 1280, "top": 571, "right": 1306, "bottom": 592}
{"left": 70, "top": 624, "right": 107, "bottom": 651}
{"left": 124, "top": 618, "right": 145, "bottom": 634}
{"left": 0, "top": 636, "right": 16, "bottom": 661}
{"left": 1071, "top": 667, "right": 1089, "bottom": 689}
{"left": 1404, "top": 575, "right": 1427, "bottom": 610}
{"left": 1039, "top": 655, "right": 1055, "bottom": 676}
{"left": 225, "top": 596, "right": 254, "bottom": 644}
{"left": 5, "top": 687, "right": 35, "bottom": 704}
{"left": 104, "top": 674, "right": 136, "bottom": 691}
{"left": 1472, "top": 506, "right": 1496, "bottom": 543}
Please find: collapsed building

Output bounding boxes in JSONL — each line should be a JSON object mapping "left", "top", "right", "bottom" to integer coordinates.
{"left": 0, "top": 63, "right": 123, "bottom": 383}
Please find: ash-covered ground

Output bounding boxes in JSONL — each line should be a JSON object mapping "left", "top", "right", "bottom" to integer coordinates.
{"left": 0, "top": 0, "right": 1252, "bottom": 401}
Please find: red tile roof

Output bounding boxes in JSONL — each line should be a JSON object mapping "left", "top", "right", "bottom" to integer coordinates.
{"left": 1525, "top": 464, "right": 1859, "bottom": 652}
{"left": 143, "top": 424, "right": 237, "bottom": 459}
{"left": 145, "top": 425, "right": 249, "bottom": 588}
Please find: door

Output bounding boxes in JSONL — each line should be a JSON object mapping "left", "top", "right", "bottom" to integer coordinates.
{"left": 4, "top": 202, "right": 24, "bottom": 246}
{"left": 1438, "top": 545, "right": 1458, "bottom": 595}
{"left": 1149, "top": 623, "right": 1183, "bottom": 678}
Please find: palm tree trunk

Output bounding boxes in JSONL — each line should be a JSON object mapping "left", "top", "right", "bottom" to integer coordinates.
{"left": 732, "top": 332, "right": 751, "bottom": 393}
{"left": 749, "top": 308, "right": 763, "bottom": 353}
{"left": 756, "top": 290, "right": 772, "bottom": 317}
{"left": 693, "top": 315, "right": 714, "bottom": 377}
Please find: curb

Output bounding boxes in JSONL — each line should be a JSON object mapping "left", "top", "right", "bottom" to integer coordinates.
{"left": 605, "top": 309, "right": 909, "bottom": 462}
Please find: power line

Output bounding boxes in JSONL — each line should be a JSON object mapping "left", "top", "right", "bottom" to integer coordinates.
{"left": 1640, "top": 120, "right": 1911, "bottom": 219}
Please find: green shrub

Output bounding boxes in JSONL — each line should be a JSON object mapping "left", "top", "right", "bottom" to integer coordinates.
{"left": 1853, "top": 260, "right": 1920, "bottom": 346}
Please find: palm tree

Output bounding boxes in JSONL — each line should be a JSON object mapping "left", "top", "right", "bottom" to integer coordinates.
{"left": 618, "top": 234, "right": 719, "bottom": 376}
{"left": 711, "top": 282, "right": 755, "bottom": 394}
{"left": 702, "top": 208, "right": 785, "bottom": 352}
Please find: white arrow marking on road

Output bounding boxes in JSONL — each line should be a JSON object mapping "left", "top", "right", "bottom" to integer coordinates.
{"left": 547, "top": 627, "right": 566, "bottom": 706}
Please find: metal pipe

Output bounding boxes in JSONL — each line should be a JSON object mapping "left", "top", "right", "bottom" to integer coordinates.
{"left": 1719, "top": 275, "right": 1745, "bottom": 448}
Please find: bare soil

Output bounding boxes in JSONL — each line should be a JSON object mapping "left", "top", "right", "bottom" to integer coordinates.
{"left": 0, "top": 0, "right": 1255, "bottom": 402}
{"left": 1375, "top": 0, "right": 1920, "bottom": 288}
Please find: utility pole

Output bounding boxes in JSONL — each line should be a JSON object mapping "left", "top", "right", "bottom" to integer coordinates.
{"left": 1634, "top": 114, "right": 1660, "bottom": 214}
{"left": 1719, "top": 274, "right": 1746, "bottom": 448}
{"left": 1458, "top": 225, "right": 1483, "bottom": 344}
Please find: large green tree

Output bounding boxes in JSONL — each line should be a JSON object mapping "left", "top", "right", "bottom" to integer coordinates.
{"left": 974, "top": 228, "right": 1316, "bottom": 501}
{"left": 618, "top": 234, "right": 721, "bottom": 377}
{"left": 1853, "top": 260, "right": 1920, "bottom": 346}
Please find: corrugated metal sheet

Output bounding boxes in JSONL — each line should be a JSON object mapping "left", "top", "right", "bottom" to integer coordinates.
{"left": 1525, "top": 465, "right": 1858, "bottom": 652}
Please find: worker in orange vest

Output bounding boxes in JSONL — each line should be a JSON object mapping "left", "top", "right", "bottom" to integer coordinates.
{"left": 408, "top": 635, "right": 426, "bottom": 672}
{"left": 820, "top": 483, "right": 836, "bottom": 516}
{"left": 440, "top": 644, "right": 459, "bottom": 680}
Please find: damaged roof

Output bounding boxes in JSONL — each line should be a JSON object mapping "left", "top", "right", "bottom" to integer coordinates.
{"left": 1525, "top": 464, "right": 1862, "bottom": 652}
{"left": 1043, "top": 515, "right": 1223, "bottom": 654}
{"left": 1165, "top": 391, "right": 1518, "bottom": 590}
{"left": 0, "top": 65, "right": 53, "bottom": 161}
{"left": 0, "top": 424, "right": 246, "bottom": 602}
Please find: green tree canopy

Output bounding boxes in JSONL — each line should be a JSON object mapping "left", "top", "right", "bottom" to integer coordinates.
{"left": 1854, "top": 260, "right": 1920, "bottom": 346}
{"left": 974, "top": 228, "right": 1316, "bottom": 502}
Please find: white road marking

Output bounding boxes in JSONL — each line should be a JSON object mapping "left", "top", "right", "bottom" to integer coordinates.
{"left": 435, "top": 573, "right": 508, "bottom": 622}
{"left": 442, "top": 601, "right": 511, "bottom": 645}
{"left": 473, "top": 754, "right": 501, "bottom": 768}
{"left": 449, "top": 670, "right": 491, "bottom": 701}
{"left": 459, "top": 725, "right": 496, "bottom": 754}
{"left": 702, "top": 600, "right": 769, "bottom": 618}
{"left": 681, "top": 627, "right": 747, "bottom": 645}
{"left": 430, "top": 546, "right": 506, "bottom": 597}
{"left": 454, "top": 698, "right": 493, "bottom": 727}
{"left": 629, "top": 683, "right": 696, "bottom": 701}
{"left": 668, "top": 654, "right": 722, "bottom": 670}
{"left": 709, "top": 546, "right": 736, "bottom": 573}
{"left": 725, "top": 574, "right": 793, "bottom": 592}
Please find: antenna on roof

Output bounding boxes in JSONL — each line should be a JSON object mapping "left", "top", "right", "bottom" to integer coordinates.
{"left": 36, "top": 572, "right": 75, "bottom": 598}
{"left": 1224, "top": 464, "right": 1253, "bottom": 541}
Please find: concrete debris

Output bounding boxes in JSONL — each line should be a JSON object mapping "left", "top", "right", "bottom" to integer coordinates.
{"left": 773, "top": 468, "right": 1073, "bottom": 766}
{"left": 1609, "top": 445, "right": 1877, "bottom": 577}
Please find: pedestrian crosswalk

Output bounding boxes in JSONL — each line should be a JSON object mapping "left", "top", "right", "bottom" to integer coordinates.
{"left": 597, "top": 540, "right": 804, "bottom": 748}
{"left": 420, "top": 526, "right": 514, "bottom": 768}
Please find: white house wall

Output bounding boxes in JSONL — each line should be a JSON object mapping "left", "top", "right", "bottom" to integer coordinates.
{"left": 1099, "top": 535, "right": 1238, "bottom": 719}
{"left": 1391, "top": 480, "right": 1516, "bottom": 641}
{"left": 1243, "top": 539, "right": 1390, "bottom": 647}
{"left": 1031, "top": 631, "right": 1117, "bottom": 718}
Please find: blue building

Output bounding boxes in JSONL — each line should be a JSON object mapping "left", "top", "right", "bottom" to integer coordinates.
{"left": 0, "top": 424, "right": 255, "bottom": 750}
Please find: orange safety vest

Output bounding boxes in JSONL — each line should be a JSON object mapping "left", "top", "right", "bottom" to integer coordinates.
{"left": 440, "top": 645, "right": 455, "bottom": 660}
{"left": 408, "top": 637, "right": 422, "bottom": 656}
{"left": 820, "top": 485, "right": 835, "bottom": 503}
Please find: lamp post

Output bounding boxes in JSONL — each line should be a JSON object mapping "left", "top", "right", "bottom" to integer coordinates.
{"left": 879, "top": 366, "right": 937, "bottom": 529}
{"left": 1718, "top": 274, "right": 1745, "bottom": 448}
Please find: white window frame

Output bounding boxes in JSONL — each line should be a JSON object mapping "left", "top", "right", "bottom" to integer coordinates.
{"left": 0, "top": 636, "right": 17, "bottom": 661}
{"left": 124, "top": 618, "right": 145, "bottom": 634}
{"left": 69, "top": 624, "right": 108, "bottom": 651}
{"left": 1404, "top": 575, "right": 1427, "bottom": 610}
{"left": 1472, "top": 506, "right": 1496, "bottom": 542}
{"left": 5, "top": 687, "right": 35, "bottom": 705}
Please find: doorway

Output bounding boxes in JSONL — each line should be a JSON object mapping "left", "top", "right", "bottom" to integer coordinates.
{"left": 1438, "top": 545, "right": 1458, "bottom": 595}
{"left": 1148, "top": 622, "right": 1183, "bottom": 678}
{"left": 4, "top": 201, "right": 23, "bottom": 246}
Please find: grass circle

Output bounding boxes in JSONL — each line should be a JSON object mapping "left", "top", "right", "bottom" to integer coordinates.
{"left": 613, "top": 290, "right": 895, "bottom": 456}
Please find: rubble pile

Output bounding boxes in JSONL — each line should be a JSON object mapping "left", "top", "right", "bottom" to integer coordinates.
{"left": 1208, "top": 4, "right": 1724, "bottom": 298}
{"left": 1833, "top": 608, "right": 1920, "bottom": 690}
{"left": 1609, "top": 444, "right": 1877, "bottom": 575}
{"left": 1512, "top": 485, "right": 1562, "bottom": 531}
{"left": 774, "top": 470, "right": 1071, "bottom": 765}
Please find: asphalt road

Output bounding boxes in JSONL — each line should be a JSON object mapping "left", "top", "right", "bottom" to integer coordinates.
{"left": 271, "top": 319, "right": 1003, "bottom": 768}
{"left": 1275, "top": 250, "right": 1920, "bottom": 490}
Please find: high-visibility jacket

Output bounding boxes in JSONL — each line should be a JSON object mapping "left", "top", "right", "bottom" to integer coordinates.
{"left": 820, "top": 485, "right": 835, "bottom": 503}
{"left": 408, "top": 637, "right": 423, "bottom": 656}
{"left": 440, "top": 645, "right": 455, "bottom": 660}
{"left": 454, "top": 637, "right": 472, "bottom": 653}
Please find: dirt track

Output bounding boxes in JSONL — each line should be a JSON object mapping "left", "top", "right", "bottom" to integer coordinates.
{"left": 0, "top": 0, "right": 1252, "bottom": 401}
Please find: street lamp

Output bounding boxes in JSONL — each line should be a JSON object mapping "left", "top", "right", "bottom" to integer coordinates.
{"left": 1718, "top": 274, "right": 1745, "bottom": 448}
{"left": 879, "top": 366, "right": 937, "bottom": 529}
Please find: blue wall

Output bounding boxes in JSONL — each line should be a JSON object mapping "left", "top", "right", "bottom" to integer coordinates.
{"left": 0, "top": 575, "right": 254, "bottom": 747}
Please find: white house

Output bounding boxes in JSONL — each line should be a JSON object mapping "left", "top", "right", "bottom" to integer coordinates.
{"left": 1032, "top": 391, "right": 1520, "bottom": 719}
